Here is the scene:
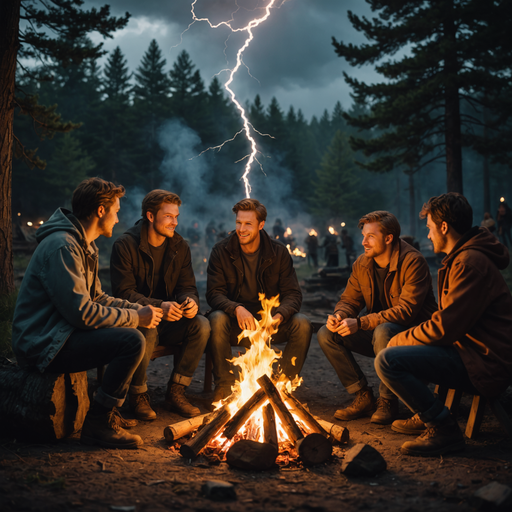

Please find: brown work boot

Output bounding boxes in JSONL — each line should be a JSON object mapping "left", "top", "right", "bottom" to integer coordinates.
{"left": 208, "top": 384, "right": 234, "bottom": 412}
{"left": 80, "top": 410, "right": 143, "bottom": 449}
{"left": 112, "top": 407, "right": 138, "bottom": 428}
{"left": 334, "top": 387, "right": 376, "bottom": 421}
{"left": 371, "top": 396, "right": 400, "bottom": 425}
{"left": 400, "top": 415, "right": 465, "bottom": 457}
{"left": 165, "top": 383, "right": 200, "bottom": 417}
{"left": 392, "top": 414, "right": 427, "bottom": 435}
{"left": 129, "top": 392, "right": 157, "bottom": 421}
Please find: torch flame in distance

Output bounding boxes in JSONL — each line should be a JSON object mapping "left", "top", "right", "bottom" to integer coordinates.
{"left": 188, "top": 0, "right": 280, "bottom": 198}
{"left": 284, "top": 227, "right": 292, "bottom": 237}
{"left": 309, "top": 229, "right": 317, "bottom": 237}
{"left": 287, "top": 244, "right": 306, "bottom": 258}
{"left": 210, "top": 293, "right": 303, "bottom": 449}
{"left": 328, "top": 226, "right": 338, "bottom": 236}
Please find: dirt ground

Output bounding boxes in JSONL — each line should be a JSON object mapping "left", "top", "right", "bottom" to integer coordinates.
{"left": 1, "top": 283, "right": 512, "bottom": 512}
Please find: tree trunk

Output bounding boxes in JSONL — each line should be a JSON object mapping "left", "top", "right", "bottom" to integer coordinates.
{"left": 408, "top": 171, "right": 416, "bottom": 238}
{"left": 0, "top": 0, "right": 20, "bottom": 296}
{"left": 443, "top": 1, "right": 463, "bottom": 194}
{"left": 482, "top": 101, "right": 491, "bottom": 213}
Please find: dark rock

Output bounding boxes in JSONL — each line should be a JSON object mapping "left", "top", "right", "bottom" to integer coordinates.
{"left": 340, "top": 443, "right": 387, "bottom": 477}
{"left": 201, "top": 480, "right": 237, "bottom": 501}
{"left": 473, "top": 481, "right": 512, "bottom": 510}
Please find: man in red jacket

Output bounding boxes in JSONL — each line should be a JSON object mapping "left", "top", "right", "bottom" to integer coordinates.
{"left": 376, "top": 193, "right": 512, "bottom": 456}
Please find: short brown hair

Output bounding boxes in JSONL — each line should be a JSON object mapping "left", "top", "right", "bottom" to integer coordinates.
{"left": 420, "top": 193, "right": 472, "bottom": 235}
{"left": 72, "top": 178, "right": 125, "bottom": 220}
{"left": 142, "top": 190, "right": 182, "bottom": 219}
{"left": 232, "top": 198, "right": 267, "bottom": 223}
{"left": 358, "top": 210, "right": 401, "bottom": 244}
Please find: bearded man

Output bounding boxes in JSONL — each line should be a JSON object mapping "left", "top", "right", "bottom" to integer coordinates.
{"left": 110, "top": 190, "right": 210, "bottom": 420}
{"left": 317, "top": 211, "right": 437, "bottom": 424}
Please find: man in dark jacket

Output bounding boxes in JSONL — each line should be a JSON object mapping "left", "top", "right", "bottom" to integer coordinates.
{"left": 376, "top": 193, "right": 512, "bottom": 456}
{"left": 317, "top": 211, "right": 438, "bottom": 425}
{"left": 207, "top": 199, "right": 312, "bottom": 404}
{"left": 110, "top": 190, "right": 210, "bottom": 419}
{"left": 12, "top": 178, "right": 163, "bottom": 449}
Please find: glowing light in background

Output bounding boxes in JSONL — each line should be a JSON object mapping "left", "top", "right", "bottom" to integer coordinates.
{"left": 500, "top": 197, "right": 506, "bottom": 202}
{"left": 184, "top": 0, "right": 280, "bottom": 197}
{"left": 340, "top": 222, "right": 346, "bottom": 228}
{"left": 309, "top": 229, "right": 317, "bottom": 237}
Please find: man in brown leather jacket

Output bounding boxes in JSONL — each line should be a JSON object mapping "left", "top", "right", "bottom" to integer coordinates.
{"left": 376, "top": 193, "right": 512, "bottom": 456}
{"left": 317, "top": 211, "right": 437, "bottom": 424}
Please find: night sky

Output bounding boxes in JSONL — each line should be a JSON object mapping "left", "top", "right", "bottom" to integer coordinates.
{"left": 84, "top": 0, "right": 374, "bottom": 119}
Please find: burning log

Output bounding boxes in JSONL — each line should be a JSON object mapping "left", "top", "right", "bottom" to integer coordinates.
{"left": 256, "top": 374, "right": 303, "bottom": 443}
{"left": 296, "top": 433, "right": 332, "bottom": 466}
{"left": 315, "top": 417, "right": 350, "bottom": 445}
{"left": 222, "top": 388, "right": 267, "bottom": 440}
{"left": 180, "top": 404, "right": 232, "bottom": 459}
{"left": 164, "top": 413, "right": 211, "bottom": 443}
{"left": 226, "top": 440, "right": 278, "bottom": 471}
{"left": 282, "top": 390, "right": 330, "bottom": 437}
{"left": 262, "top": 403, "right": 278, "bottom": 447}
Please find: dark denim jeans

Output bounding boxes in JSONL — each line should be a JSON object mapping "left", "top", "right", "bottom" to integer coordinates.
{"left": 375, "top": 345, "right": 475, "bottom": 425}
{"left": 209, "top": 310, "right": 312, "bottom": 387}
{"left": 133, "top": 315, "right": 210, "bottom": 391}
{"left": 46, "top": 327, "right": 145, "bottom": 408}
{"left": 317, "top": 322, "right": 408, "bottom": 399}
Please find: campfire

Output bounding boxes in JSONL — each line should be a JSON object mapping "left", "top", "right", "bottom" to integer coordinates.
{"left": 165, "top": 296, "right": 349, "bottom": 470}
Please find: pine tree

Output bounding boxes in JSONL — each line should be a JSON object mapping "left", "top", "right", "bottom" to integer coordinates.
{"left": 333, "top": 0, "right": 512, "bottom": 194}
{"left": 0, "top": 0, "right": 129, "bottom": 295}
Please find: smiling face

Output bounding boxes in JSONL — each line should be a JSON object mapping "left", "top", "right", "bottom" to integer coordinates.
{"left": 236, "top": 210, "right": 265, "bottom": 253}
{"left": 97, "top": 197, "right": 120, "bottom": 238}
{"left": 361, "top": 222, "right": 390, "bottom": 260}
{"left": 148, "top": 202, "right": 179, "bottom": 240}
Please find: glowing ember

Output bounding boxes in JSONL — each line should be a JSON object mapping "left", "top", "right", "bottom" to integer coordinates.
{"left": 287, "top": 244, "right": 307, "bottom": 258}
{"left": 284, "top": 227, "right": 292, "bottom": 237}
{"left": 208, "top": 294, "right": 306, "bottom": 453}
{"left": 328, "top": 226, "right": 338, "bottom": 235}
{"left": 309, "top": 229, "right": 317, "bottom": 237}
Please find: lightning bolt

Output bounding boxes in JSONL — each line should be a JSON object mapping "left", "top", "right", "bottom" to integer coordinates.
{"left": 184, "top": 0, "right": 280, "bottom": 198}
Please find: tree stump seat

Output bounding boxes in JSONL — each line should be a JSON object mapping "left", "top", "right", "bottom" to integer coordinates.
{"left": 0, "top": 362, "right": 89, "bottom": 442}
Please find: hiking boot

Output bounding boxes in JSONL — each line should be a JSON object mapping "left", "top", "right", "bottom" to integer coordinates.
{"left": 112, "top": 407, "right": 138, "bottom": 428}
{"left": 334, "top": 387, "right": 376, "bottom": 421}
{"left": 392, "top": 414, "right": 427, "bottom": 435}
{"left": 80, "top": 410, "right": 143, "bottom": 449}
{"left": 208, "top": 384, "right": 234, "bottom": 412}
{"left": 165, "top": 383, "right": 200, "bottom": 417}
{"left": 129, "top": 393, "right": 157, "bottom": 421}
{"left": 371, "top": 396, "right": 400, "bottom": 425}
{"left": 400, "top": 415, "right": 465, "bottom": 457}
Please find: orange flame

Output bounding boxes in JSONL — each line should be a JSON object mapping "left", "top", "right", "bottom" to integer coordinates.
{"left": 287, "top": 244, "right": 306, "bottom": 258}
{"left": 284, "top": 227, "right": 292, "bottom": 237}
{"left": 309, "top": 229, "right": 317, "bottom": 237}
{"left": 328, "top": 226, "right": 338, "bottom": 235}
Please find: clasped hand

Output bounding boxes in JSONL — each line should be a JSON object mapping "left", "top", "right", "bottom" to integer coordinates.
{"left": 326, "top": 313, "right": 359, "bottom": 336}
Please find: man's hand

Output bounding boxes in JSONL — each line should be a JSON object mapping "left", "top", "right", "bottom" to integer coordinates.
{"left": 235, "top": 306, "right": 257, "bottom": 331}
{"left": 161, "top": 301, "right": 184, "bottom": 322}
{"left": 326, "top": 313, "right": 342, "bottom": 333}
{"left": 272, "top": 312, "right": 284, "bottom": 327}
{"left": 137, "top": 305, "right": 163, "bottom": 328}
{"left": 326, "top": 314, "right": 359, "bottom": 336}
{"left": 181, "top": 297, "right": 198, "bottom": 319}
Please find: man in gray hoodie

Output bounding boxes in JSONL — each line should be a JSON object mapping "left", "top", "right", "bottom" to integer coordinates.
{"left": 12, "top": 178, "right": 162, "bottom": 449}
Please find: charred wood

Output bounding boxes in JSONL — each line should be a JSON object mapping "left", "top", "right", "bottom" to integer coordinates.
{"left": 222, "top": 388, "right": 267, "bottom": 440}
{"left": 226, "top": 439, "right": 278, "bottom": 471}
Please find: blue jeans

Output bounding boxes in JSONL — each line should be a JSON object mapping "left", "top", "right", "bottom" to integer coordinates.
{"left": 375, "top": 345, "right": 475, "bottom": 425}
{"left": 209, "top": 310, "right": 312, "bottom": 387}
{"left": 317, "top": 322, "right": 408, "bottom": 399}
{"left": 46, "top": 327, "right": 145, "bottom": 408}
{"left": 133, "top": 315, "right": 210, "bottom": 392}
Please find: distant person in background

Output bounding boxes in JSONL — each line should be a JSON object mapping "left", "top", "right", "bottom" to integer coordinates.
{"left": 187, "top": 221, "right": 201, "bottom": 245}
{"left": 217, "top": 223, "right": 228, "bottom": 242}
{"left": 304, "top": 231, "right": 319, "bottom": 268}
{"left": 496, "top": 203, "right": 512, "bottom": 248}
{"left": 341, "top": 229, "right": 356, "bottom": 267}
{"left": 205, "top": 220, "right": 217, "bottom": 252}
{"left": 481, "top": 212, "right": 496, "bottom": 236}
{"left": 322, "top": 231, "right": 339, "bottom": 267}
{"left": 272, "top": 218, "right": 286, "bottom": 240}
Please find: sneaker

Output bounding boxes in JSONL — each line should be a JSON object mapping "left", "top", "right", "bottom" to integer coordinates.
{"left": 371, "top": 397, "right": 400, "bottom": 425}
{"left": 112, "top": 407, "right": 138, "bottom": 429}
{"left": 391, "top": 414, "right": 427, "bottom": 435}
{"left": 80, "top": 410, "right": 143, "bottom": 449}
{"left": 334, "top": 387, "right": 376, "bottom": 421}
{"left": 165, "top": 383, "right": 200, "bottom": 417}
{"left": 129, "top": 393, "right": 157, "bottom": 421}
{"left": 400, "top": 416, "right": 465, "bottom": 457}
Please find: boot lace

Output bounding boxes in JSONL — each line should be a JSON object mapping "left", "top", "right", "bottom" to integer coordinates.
{"left": 106, "top": 410, "right": 123, "bottom": 433}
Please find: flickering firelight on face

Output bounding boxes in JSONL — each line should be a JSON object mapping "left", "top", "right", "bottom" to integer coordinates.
{"left": 235, "top": 210, "right": 264, "bottom": 250}
{"left": 150, "top": 203, "right": 179, "bottom": 239}
{"left": 361, "top": 221, "right": 389, "bottom": 259}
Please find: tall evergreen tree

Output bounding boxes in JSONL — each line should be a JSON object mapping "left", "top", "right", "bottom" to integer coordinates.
{"left": 0, "top": 0, "right": 129, "bottom": 295}
{"left": 333, "top": 0, "right": 512, "bottom": 194}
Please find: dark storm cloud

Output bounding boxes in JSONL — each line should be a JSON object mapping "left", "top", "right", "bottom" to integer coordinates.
{"left": 85, "top": 0, "right": 372, "bottom": 117}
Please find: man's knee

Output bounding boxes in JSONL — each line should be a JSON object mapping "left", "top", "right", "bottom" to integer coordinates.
{"left": 189, "top": 314, "right": 211, "bottom": 338}
{"left": 209, "top": 310, "right": 230, "bottom": 331}
{"left": 123, "top": 328, "right": 146, "bottom": 361}
{"left": 317, "top": 324, "right": 338, "bottom": 349}
{"left": 373, "top": 323, "right": 402, "bottom": 353}
{"left": 288, "top": 313, "right": 312, "bottom": 335}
